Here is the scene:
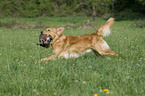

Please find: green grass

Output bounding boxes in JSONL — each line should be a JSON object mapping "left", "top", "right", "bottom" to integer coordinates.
{"left": 0, "top": 16, "right": 145, "bottom": 96}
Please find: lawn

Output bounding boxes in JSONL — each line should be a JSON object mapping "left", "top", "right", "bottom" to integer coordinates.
{"left": 0, "top": 16, "right": 145, "bottom": 96}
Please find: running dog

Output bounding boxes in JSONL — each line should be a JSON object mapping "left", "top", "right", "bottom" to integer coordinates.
{"left": 39, "top": 18, "right": 118, "bottom": 61}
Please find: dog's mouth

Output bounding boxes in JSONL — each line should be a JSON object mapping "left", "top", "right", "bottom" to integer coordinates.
{"left": 38, "top": 31, "right": 53, "bottom": 48}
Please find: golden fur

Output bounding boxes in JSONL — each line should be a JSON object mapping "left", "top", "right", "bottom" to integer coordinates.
{"left": 41, "top": 18, "right": 118, "bottom": 61}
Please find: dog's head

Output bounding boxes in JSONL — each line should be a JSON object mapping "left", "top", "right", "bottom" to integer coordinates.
{"left": 38, "top": 27, "right": 64, "bottom": 48}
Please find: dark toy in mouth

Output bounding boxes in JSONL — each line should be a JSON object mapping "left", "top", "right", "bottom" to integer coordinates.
{"left": 37, "top": 31, "right": 52, "bottom": 48}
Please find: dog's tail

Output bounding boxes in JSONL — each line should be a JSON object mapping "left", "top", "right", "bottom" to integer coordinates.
{"left": 96, "top": 17, "right": 114, "bottom": 37}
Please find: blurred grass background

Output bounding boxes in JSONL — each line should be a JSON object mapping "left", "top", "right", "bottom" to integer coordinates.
{"left": 0, "top": 16, "right": 144, "bottom": 96}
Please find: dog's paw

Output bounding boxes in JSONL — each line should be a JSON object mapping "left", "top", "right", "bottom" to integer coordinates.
{"left": 41, "top": 58, "right": 47, "bottom": 62}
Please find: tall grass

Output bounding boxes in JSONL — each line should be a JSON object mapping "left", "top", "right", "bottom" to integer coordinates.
{"left": 0, "top": 17, "right": 144, "bottom": 96}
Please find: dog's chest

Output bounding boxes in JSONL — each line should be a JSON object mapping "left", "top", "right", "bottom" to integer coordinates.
{"left": 59, "top": 49, "right": 92, "bottom": 59}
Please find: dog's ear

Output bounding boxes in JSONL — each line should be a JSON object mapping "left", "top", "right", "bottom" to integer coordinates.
{"left": 57, "top": 27, "right": 64, "bottom": 35}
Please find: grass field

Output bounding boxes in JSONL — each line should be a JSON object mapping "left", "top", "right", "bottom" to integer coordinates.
{"left": 0, "top": 16, "right": 145, "bottom": 96}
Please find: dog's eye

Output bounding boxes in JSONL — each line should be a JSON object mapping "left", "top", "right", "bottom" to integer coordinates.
{"left": 47, "top": 30, "right": 50, "bottom": 31}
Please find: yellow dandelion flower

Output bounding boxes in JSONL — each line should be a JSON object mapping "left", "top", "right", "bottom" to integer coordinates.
{"left": 103, "top": 89, "right": 109, "bottom": 94}
{"left": 119, "top": 58, "right": 122, "bottom": 61}
{"left": 140, "top": 58, "right": 142, "bottom": 59}
{"left": 94, "top": 94, "right": 98, "bottom": 96}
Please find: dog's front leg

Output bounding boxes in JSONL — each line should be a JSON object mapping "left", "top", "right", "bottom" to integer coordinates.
{"left": 41, "top": 55, "right": 56, "bottom": 61}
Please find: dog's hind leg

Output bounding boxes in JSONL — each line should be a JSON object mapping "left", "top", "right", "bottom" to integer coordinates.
{"left": 93, "top": 46, "right": 118, "bottom": 56}
{"left": 94, "top": 47, "right": 118, "bottom": 56}
{"left": 92, "top": 49, "right": 102, "bottom": 57}
{"left": 98, "top": 50, "right": 118, "bottom": 56}
{"left": 93, "top": 39, "right": 118, "bottom": 56}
